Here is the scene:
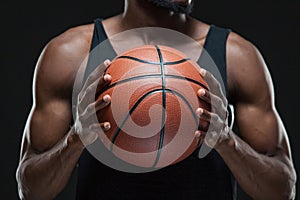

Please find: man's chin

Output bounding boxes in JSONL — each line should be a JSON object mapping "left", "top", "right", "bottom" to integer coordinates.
{"left": 146, "top": 0, "right": 193, "bottom": 14}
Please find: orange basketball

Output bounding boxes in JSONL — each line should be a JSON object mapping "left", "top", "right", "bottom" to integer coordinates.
{"left": 96, "top": 45, "right": 210, "bottom": 168}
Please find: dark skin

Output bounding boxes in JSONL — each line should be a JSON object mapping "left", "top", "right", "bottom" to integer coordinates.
{"left": 16, "top": 0, "right": 296, "bottom": 199}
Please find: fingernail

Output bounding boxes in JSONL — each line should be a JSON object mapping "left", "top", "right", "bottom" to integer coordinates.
{"left": 195, "top": 130, "right": 201, "bottom": 137}
{"left": 200, "top": 68, "right": 206, "bottom": 76}
{"left": 196, "top": 108, "right": 203, "bottom": 116}
{"left": 103, "top": 94, "right": 111, "bottom": 102}
{"left": 104, "top": 122, "right": 111, "bottom": 130}
{"left": 104, "top": 74, "right": 111, "bottom": 82}
{"left": 198, "top": 89, "right": 205, "bottom": 96}
{"left": 104, "top": 59, "right": 111, "bottom": 66}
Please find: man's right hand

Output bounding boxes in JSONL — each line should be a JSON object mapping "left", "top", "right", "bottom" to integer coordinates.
{"left": 74, "top": 60, "right": 112, "bottom": 146}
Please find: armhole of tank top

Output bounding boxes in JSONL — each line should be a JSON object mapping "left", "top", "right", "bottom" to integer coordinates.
{"left": 198, "top": 24, "right": 231, "bottom": 90}
{"left": 197, "top": 25, "right": 235, "bottom": 129}
{"left": 83, "top": 18, "right": 117, "bottom": 84}
{"left": 71, "top": 19, "right": 102, "bottom": 121}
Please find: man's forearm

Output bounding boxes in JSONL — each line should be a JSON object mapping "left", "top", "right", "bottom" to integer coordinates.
{"left": 16, "top": 127, "right": 84, "bottom": 200}
{"left": 216, "top": 131, "right": 296, "bottom": 200}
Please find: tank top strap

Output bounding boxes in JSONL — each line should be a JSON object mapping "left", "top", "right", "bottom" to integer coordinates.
{"left": 198, "top": 25, "right": 231, "bottom": 94}
{"left": 83, "top": 18, "right": 117, "bottom": 83}
{"left": 90, "top": 18, "right": 109, "bottom": 50}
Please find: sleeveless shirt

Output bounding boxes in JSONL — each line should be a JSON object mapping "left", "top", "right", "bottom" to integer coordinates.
{"left": 76, "top": 18, "right": 236, "bottom": 200}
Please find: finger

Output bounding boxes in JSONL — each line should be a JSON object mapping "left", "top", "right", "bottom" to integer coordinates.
{"left": 78, "top": 73, "right": 112, "bottom": 110}
{"left": 199, "top": 68, "right": 227, "bottom": 105}
{"left": 95, "top": 94, "right": 111, "bottom": 111}
{"left": 79, "top": 130, "right": 98, "bottom": 146}
{"left": 199, "top": 68, "right": 221, "bottom": 93}
{"left": 195, "top": 130, "right": 207, "bottom": 138}
{"left": 79, "top": 80, "right": 98, "bottom": 102}
{"left": 195, "top": 130, "right": 202, "bottom": 138}
{"left": 80, "top": 101, "right": 97, "bottom": 121}
{"left": 89, "top": 122, "right": 111, "bottom": 133}
{"left": 194, "top": 130, "right": 206, "bottom": 147}
{"left": 196, "top": 108, "right": 211, "bottom": 122}
{"left": 197, "top": 88, "right": 211, "bottom": 104}
{"left": 198, "top": 119, "right": 210, "bottom": 132}
{"left": 82, "top": 60, "right": 111, "bottom": 91}
{"left": 78, "top": 80, "right": 100, "bottom": 111}
{"left": 204, "top": 131, "right": 220, "bottom": 148}
{"left": 100, "top": 122, "right": 111, "bottom": 132}
{"left": 95, "top": 73, "right": 112, "bottom": 97}
{"left": 79, "top": 73, "right": 112, "bottom": 103}
{"left": 81, "top": 94, "right": 111, "bottom": 120}
{"left": 198, "top": 89, "right": 227, "bottom": 119}
{"left": 209, "top": 92, "right": 227, "bottom": 120}
{"left": 79, "top": 60, "right": 111, "bottom": 100}
{"left": 197, "top": 108, "right": 221, "bottom": 125}
{"left": 195, "top": 129, "right": 226, "bottom": 148}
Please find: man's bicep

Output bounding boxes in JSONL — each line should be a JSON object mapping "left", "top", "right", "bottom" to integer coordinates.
{"left": 27, "top": 99, "right": 72, "bottom": 154}
{"left": 235, "top": 102, "right": 284, "bottom": 155}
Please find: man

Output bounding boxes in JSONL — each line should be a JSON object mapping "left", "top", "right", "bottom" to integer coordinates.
{"left": 16, "top": 0, "right": 296, "bottom": 199}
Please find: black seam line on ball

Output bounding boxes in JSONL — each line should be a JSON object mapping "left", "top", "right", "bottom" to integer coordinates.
{"left": 116, "top": 55, "right": 191, "bottom": 66}
{"left": 165, "top": 59, "right": 191, "bottom": 65}
{"left": 96, "top": 74, "right": 209, "bottom": 98}
{"left": 110, "top": 89, "right": 163, "bottom": 151}
{"left": 103, "top": 57, "right": 190, "bottom": 74}
{"left": 110, "top": 88, "right": 199, "bottom": 156}
{"left": 153, "top": 45, "right": 167, "bottom": 168}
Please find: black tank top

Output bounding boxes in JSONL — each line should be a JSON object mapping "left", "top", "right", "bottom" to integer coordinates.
{"left": 76, "top": 18, "right": 236, "bottom": 200}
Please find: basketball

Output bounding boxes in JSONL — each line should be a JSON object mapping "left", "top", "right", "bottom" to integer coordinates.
{"left": 96, "top": 45, "right": 210, "bottom": 168}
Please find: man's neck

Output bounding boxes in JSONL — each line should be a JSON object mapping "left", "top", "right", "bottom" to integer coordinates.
{"left": 122, "top": 0, "right": 189, "bottom": 30}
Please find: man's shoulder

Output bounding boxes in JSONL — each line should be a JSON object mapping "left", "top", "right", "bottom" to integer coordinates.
{"left": 34, "top": 23, "right": 95, "bottom": 96}
{"left": 226, "top": 31, "right": 264, "bottom": 79}
{"left": 46, "top": 23, "right": 94, "bottom": 58}
{"left": 227, "top": 31, "right": 257, "bottom": 60}
{"left": 225, "top": 31, "right": 271, "bottom": 103}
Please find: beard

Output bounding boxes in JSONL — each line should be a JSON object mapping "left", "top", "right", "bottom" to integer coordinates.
{"left": 146, "top": 0, "right": 194, "bottom": 14}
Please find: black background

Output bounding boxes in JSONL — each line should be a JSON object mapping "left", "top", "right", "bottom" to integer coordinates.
{"left": 1, "top": 0, "right": 299, "bottom": 199}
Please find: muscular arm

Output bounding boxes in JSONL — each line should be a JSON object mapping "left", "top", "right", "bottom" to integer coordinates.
{"left": 16, "top": 27, "right": 92, "bottom": 200}
{"left": 216, "top": 33, "right": 297, "bottom": 200}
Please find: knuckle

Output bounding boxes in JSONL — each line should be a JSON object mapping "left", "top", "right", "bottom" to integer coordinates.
{"left": 207, "top": 72, "right": 213, "bottom": 80}
{"left": 81, "top": 108, "right": 88, "bottom": 118}
{"left": 78, "top": 99, "right": 86, "bottom": 110}
{"left": 205, "top": 70, "right": 211, "bottom": 78}
{"left": 217, "top": 82, "right": 222, "bottom": 89}
{"left": 213, "top": 80, "right": 219, "bottom": 88}
{"left": 86, "top": 86, "right": 93, "bottom": 93}
{"left": 211, "top": 114, "right": 219, "bottom": 122}
{"left": 220, "top": 110, "right": 227, "bottom": 120}
{"left": 77, "top": 113, "right": 85, "bottom": 122}
{"left": 102, "top": 101, "right": 109, "bottom": 108}
{"left": 86, "top": 75, "right": 93, "bottom": 83}
{"left": 87, "top": 104, "right": 95, "bottom": 113}
{"left": 217, "top": 98, "right": 223, "bottom": 106}
{"left": 215, "top": 78, "right": 220, "bottom": 85}
{"left": 223, "top": 98, "right": 228, "bottom": 106}
{"left": 77, "top": 95, "right": 82, "bottom": 103}
{"left": 212, "top": 96, "right": 220, "bottom": 106}
{"left": 77, "top": 104, "right": 82, "bottom": 113}
{"left": 86, "top": 105, "right": 92, "bottom": 113}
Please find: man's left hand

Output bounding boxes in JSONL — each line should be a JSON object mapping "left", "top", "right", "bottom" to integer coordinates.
{"left": 195, "top": 68, "right": 230, "bottom": 149}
